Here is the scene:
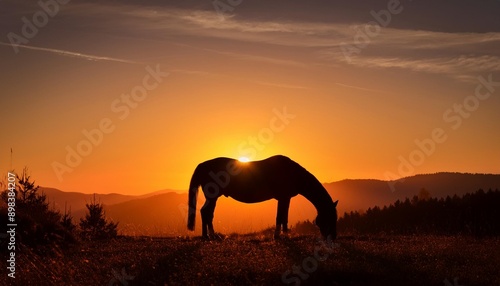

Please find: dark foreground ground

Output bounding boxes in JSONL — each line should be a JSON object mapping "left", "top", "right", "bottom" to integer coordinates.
{"left": 7, "top": 234, "right": 500, "bottom": 286}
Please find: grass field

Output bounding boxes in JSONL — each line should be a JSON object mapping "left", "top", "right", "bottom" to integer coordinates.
{"left": 10, "top": 234, "right": 500, "bottom": 286}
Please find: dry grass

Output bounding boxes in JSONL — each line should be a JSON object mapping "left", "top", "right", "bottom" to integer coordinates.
{"left": 7, "top": 234, "right": 500, "bottom": 286}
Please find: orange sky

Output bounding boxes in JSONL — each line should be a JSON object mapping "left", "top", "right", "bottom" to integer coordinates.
{"left": 1, "top": 1, "right": 500, "bottom": 195}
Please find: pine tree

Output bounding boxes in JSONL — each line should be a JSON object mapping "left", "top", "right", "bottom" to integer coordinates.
{"left": 61, "top": 203, "right": 77, "bottom": 241}
{"left": 1, "top": 168, "right": 76, "bottom": 247}
{"left": 17, "top": 167, "right": 49, "bottom": 214}
{"left": 79, "top": 194, "right": 118, "bottom": 240}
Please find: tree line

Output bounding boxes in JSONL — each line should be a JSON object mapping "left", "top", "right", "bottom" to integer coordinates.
{"left": 337, "top": 188, "right": 500, "bottom": 236}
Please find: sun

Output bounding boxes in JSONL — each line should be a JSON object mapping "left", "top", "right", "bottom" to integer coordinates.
{"left": 238, "top": 157, "right": 250, "bottom": 163}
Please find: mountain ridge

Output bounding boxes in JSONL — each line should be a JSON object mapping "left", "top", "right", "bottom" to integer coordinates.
{"left": 41, "top": 172, "right": 500, "bottom": 236}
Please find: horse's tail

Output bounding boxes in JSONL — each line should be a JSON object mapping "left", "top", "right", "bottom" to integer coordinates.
{"left": 187, "top": 164, "right": 201, "bottom": 231}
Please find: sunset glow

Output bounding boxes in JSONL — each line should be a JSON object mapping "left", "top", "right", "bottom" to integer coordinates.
{"left": 3, "top": 2, "right": 500, "bottom": 285}
{"left": 1, "top": 1, "right": 499, "bottom": 196}
{"left": 238, "top": 157, "right": 250, "bottom": 163}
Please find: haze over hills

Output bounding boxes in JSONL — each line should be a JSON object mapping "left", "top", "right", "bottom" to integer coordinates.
{"left": 41, "top": 187, "right": 179, "bottom": 214}
{"left": 42, "top": 173, "right": 500, "bottom": 236}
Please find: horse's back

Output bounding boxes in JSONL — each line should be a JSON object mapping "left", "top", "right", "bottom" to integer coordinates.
{"left": 198, "top": 155, "right": 308, "bottom": 201}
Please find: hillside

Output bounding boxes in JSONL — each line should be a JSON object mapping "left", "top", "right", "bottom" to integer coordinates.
{"left": 43, "top": 173, "right": 500, "bottom": 236}
{"left": 103, "top": 192, "right": 317, "bottom": 236}
{"left": 324, "top": 172, "right": 500, "bottom": 214}
{"left": 41, "top": 187, "right": 136, "bottom": 213}
{"left": 41, "top": 187, "right": 180, "bottom": 214}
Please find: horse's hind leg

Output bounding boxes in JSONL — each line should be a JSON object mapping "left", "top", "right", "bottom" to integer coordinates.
{"left": 275, "top": 198, "right": 291, "bottom": 239}
{"left": 200, "top": 199, "right": 217, "bottom": 238}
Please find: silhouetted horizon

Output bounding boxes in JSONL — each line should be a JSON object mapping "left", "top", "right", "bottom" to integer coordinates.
{"left": 32, "top": 172, "right": 500, "bottom": 236}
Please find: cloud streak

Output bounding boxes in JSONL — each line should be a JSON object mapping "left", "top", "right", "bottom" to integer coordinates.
{"left": 253, "top": 80, "right": 309, "bottom": 90}
{"left": 334, "top": 82, "right": 387, "bottom": 94}
{"left": 156, "top": 8, "right": 500, "bottom": 76}
{"left": 0, "top": 42, "right": 144, "bottom": 65}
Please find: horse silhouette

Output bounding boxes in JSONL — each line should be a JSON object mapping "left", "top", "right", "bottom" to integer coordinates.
{"left": 187, "top": 155, "right": 338, "bottom": 239}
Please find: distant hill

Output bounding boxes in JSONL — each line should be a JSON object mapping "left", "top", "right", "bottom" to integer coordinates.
{"left": 104, "top": 192, "right": 317, "bottom": 236}
{"left": 324, "top": 173, "right": 500, "bottom": 214}
{"left": 105, "top": 192, "right": 190, "bottom": 236}
{"left": 41, "top": 187, "right": 136, "bottom": 213}
{"left": 41, "top": 173, "right": 500, "bottom": 236}
{"left": 41, "top": 187, "right": 181, "bottom": 215}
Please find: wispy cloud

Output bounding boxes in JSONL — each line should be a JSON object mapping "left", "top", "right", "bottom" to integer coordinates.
{"left": 253, "top": 80, "right": 309, "bottom": 90}
{"left": 334, "top": 82, "right": 387, "bottom": 94}
{"left": 317, "top": 26, "right": 500, "bottom": 83}
{"left": 0, "top": 42, "right": 144, "bottom": 65}
{"left": 35, "top": 2, "right": 500, "bottom": 81}
{"left": 345, "top": 55, "right": 500, "bottom": 83}
{"left": 169, "top": 68, "right": 310, "bottom": 90}
{"left": 183, "top": 45, "right": 308, "bottom": 68}
{"left": 63, "top": 3, "right": 351, "bottom": 48}
{"left": 169, "top": 68, "right": 225, "bottom": 78}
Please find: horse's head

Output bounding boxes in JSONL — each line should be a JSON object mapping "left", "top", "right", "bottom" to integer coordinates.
{"left": 315, "top": 200, "right": 338, "bottom": 240}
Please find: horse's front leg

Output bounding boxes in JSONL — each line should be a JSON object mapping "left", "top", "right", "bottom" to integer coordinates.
{"left": 275, "top": 198, "right": 291, "bottom": 239}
